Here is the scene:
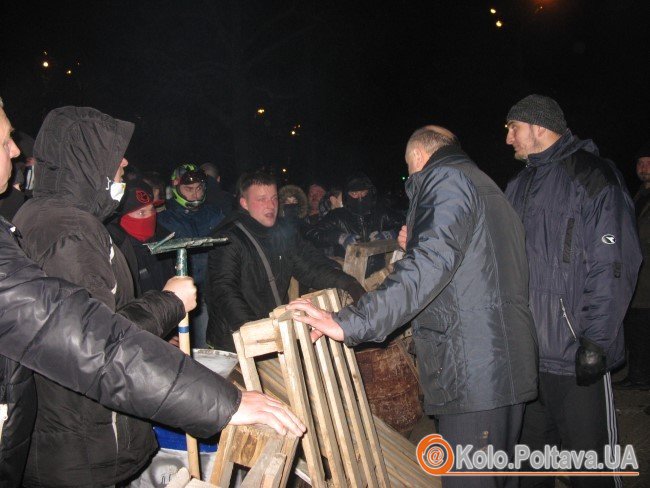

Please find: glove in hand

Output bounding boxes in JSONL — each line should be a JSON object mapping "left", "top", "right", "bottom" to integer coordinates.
{"left": 575, "top": 337, "right": 607, "bottom": 386}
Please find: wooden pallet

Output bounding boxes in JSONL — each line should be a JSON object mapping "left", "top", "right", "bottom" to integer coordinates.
{"left": 231, "top": 288, "right": 391, "bottom": 487}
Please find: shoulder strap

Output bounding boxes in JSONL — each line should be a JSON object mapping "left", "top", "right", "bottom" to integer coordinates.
{"left": 234, "top": 221, "right": 282, "bottom": 306}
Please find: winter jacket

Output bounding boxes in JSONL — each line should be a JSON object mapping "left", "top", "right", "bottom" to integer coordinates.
{"left": 12, "top": 106, "right": 191, "bottom": 487}
{"left": 158, "top": 199, "right": 224, "bottom": 289}
{"left": 630, "top": 188, "right": 650, "bottom": 309}
{"left": 206, "top": 210, "right": 365, "bottom": 351}
{"left": 335, "top": 145, "right": 539, "bottom": 415}
{"left": 505, "top": 131, "right": 642, "bottom": 376}
{"left": 305, "top": 204, "right": 404, "bottom": 258}
{"left": 0, "top": 216, "right": 241, "bottom": 488}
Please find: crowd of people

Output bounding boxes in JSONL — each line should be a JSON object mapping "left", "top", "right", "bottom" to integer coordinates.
{"left": 0, "top": 93, "right": 648, "bottom": 488}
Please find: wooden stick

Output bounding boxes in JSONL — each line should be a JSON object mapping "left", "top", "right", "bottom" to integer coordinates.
{"left": 178, "top": 312, "right": 201, "bottom": 479}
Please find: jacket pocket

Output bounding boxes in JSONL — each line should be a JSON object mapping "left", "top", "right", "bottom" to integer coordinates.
{"left": 562, "top": 218, "right": 575, "bottom": 263}
{"left": 413, "top": 329, "right": 458, "bottom": 406}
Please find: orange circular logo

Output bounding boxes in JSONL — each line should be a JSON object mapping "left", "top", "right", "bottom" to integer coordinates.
{"left": 135, "top": 189, "right": 152, "bottom": 204}
{"left": 416, "top": 434, "right": 454, "bottom": 475}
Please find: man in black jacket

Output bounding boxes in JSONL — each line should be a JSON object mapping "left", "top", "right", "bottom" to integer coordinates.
{"left": 0, "top": 101, "right": 303, "bottom": 487}
{"left": 206, "top": 170, "right": 365, "bottom": 352}
{"left": 289, "top": 126, "right": 538, "bottom": 488}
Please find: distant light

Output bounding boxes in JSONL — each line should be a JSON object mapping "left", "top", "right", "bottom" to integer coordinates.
{"left": 495, "top": 20, "right": 503, "bottom": 28}
{"left": 43, "top": 51, "right": 48, "bottom": 56}
{"left": 290, "top": 130, "right": 296, "bottom": 136}
{"left": 42, "top": 61, "right": 49, "bottom": 68}
{"left": 401, "top": 176, "right": 407, "bottom": 181}
{"left": 282, "top": 168, "right": 287, "bottom": 173}
{"left": 66, "top": 69, "right": 72, "bottom": 75}
{"left": 257, "top": 108, "right": 265, "bottom": 115}
{"left": 490, "top": 8, "right": 496, "bottom": 14}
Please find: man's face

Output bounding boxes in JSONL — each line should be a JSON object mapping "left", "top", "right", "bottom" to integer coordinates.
{"left": 113, "top": 158, "right": 129, "bottom": 183}
{"left": 637, "top": 157, "right": 650, "bottom": 184}
{"left": 308, "top": 184, "right": 326, "bottom": 213}
{"left": 179, "top": 182, "right": 205, "bottom": 202}
{"left": 348, "top": 189, "right": 369, "bottom": 200}
{"left": 241, "top": 184, "right": 278, "bottom": 227}
{"left": 127, "top": 204, "right": 156, "bottom": 220}
{"left": 0, "top": 109, "right": 21, "bottom": 194}
{"left": 506, "top": 121, "right": 544, "bottom": 161}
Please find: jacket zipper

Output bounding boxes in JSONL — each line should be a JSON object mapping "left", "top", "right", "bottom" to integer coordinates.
{"left": 559, "top": 298, "right": 577, "bottom": 341}
{"left": 0, "top": 404, "right": 8, "bottom": 441}
{"left": 522, "top": 167, "right": 537, "bottom": 220}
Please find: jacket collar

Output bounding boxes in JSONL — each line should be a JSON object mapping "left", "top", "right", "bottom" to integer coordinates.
{"left": 524, "top": 130, "right": 599, "bottom": 168}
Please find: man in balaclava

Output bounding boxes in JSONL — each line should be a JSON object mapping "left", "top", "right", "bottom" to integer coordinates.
{"left": 304, "top": 173, "right": 404, "bottom": 274}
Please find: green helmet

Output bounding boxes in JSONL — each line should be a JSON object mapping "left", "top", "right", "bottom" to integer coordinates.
{"left": 170, "top": 163, "right": 207, "bottom": 209}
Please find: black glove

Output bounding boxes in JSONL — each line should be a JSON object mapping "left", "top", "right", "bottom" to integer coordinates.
{"left": 575, "top": 337, "right": 607, "bottom": 386}
{"left": 346, "top": 281, "right": 367, "bottom": 304}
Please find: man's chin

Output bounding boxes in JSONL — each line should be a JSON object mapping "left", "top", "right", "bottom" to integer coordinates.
{"left": 0, "top": 183, "right": 7, "bottom": 195}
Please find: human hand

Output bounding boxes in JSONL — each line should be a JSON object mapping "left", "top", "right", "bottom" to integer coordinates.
{"left": 163, "top": 276, "right": 198, "bottom": 313}
{"left": 287, "top": 299, "right": 345, "bottom": 342}
{"left": 338, "top": 233, "right": 360, "bottom": 249}
{"left": 575, "top": 337, "right": 607, "bottom": 386}
{"left": 229, "top": 391, "right": 306, "bottom": 437}
{"left": 397, "top": 225, "right": 408, "bottom": 251}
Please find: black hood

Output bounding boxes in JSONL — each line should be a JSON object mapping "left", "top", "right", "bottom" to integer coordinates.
{"left": 33, "top": 106, "right": 134, "bottom": 221}
{"left": 526, "top": 130, "right": 599, "bottom": 168}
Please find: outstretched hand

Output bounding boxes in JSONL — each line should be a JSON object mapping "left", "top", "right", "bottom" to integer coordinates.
{"left": 229, "top": 391, "right": 306, "bottom": 437}
{"left": 286, "top": 299, "right": 345, "bottom": 342}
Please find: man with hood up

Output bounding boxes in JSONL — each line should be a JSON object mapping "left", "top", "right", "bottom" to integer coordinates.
{"left": 13, "top": 106, "right": 202, "bottom": 486}
{"left": 504, "top": 95, "right": 641, "bottom": 488}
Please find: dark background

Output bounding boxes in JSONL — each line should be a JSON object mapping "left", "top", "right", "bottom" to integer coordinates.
{"left": 1, "top": 0, "right": 648, "bottom": 199}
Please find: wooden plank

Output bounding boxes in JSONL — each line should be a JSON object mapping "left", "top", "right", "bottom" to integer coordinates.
{"left": 209, "top": 424, "right": 236, "bottom": 487}
{"left": 233, "top": 331, "right": 263, "bottom": 392}
{"left": 277, "top": 318, "right": 327, "bottom": 488}
{"left": 238, "top": 318, "right": 281, "bottom": 358}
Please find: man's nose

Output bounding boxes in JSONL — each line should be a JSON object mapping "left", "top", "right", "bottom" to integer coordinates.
{"left": 505, "top": 131, "right": 513, "bottom": 145}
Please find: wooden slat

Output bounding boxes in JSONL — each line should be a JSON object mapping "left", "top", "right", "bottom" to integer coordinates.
{"left": 209, "top": 424, "right": 236, "bottom": 487}
{"left": 238, "top": 317, "right": 281, "bottom": 358}
{"left": 233, "top": 331, "right": 262, "bottom": 391}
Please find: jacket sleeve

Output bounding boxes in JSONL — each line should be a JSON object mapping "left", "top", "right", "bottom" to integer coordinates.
{"left": 334, "top": 167, "right": 478, "bottom": 346}
{"left": 304, "top": 211, "right": 347, "bottom": 247}
{"left": 578, "top": 183, "right": 642, "bottom": 350}
{"left": 0, "top": 233, "right": 241, "bottom": 438}
{"left": 207, "top": 233, "right": 258, "bottom": 331}
{"left": 117, "top": 290, "right": 185, "bottom": 337}
{"left": 39, "top": 231, "right": 117, "bottom": 310}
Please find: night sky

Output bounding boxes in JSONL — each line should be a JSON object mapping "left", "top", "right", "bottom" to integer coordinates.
{"left": 2, "top": 0, "right": 649, "bottom": 201}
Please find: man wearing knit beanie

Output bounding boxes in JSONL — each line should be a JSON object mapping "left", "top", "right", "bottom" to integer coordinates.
{"left": 504, "top": 95, "right": 641, "bottom": 487}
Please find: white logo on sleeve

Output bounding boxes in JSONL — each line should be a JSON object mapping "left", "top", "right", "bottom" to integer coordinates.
{"left": 601, "top": 234, "right": 616, "bottom": 245}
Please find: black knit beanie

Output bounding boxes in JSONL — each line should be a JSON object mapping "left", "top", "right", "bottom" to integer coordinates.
{"left": 507, "top": 94, "right": 567, "bottom": 134}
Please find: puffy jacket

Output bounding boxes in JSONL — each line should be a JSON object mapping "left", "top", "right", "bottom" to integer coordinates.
{"left": 206, "top": 211, "right": 365, "bottom": 351}
{"left": 13, "top": 106, "right": 188, "bottom": 487}
{"left": 0, "top": 217, "right": 241, "bottom": 487}
{"left": 335, "top": 145, "right": 539, "bottom": 415}
{"left": 158, "top": 199, "right": 224, "bottom": 289}
{"left": 305, "top": 204, "right": 404, "bottom": 258}
{"left": 505, "top": 132, "right": 642, "bottom": 376}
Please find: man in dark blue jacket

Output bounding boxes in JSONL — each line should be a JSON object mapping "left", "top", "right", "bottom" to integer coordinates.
{"left": 159, "top": 163, "right": 224, "bottom": 347}
{"left": 289, "top": 126, "right": 538, "bottom": 488}
{"left": 504, "top": 94, "right": 641, "bottom": 488}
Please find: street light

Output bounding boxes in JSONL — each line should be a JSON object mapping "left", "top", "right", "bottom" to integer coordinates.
{"left": 66, "top": 69, "right": 72, "bottom": 75}
{"left": 496, "top": 20, "right": 503, "bottom": 28}
{"left": 42, "top": 61, "right": 49, "bottom": 68}
{"left": 257, "top": 108, "right": 265, "bottom": 115}
{"left": 490, "top": 8, "right": 497, "bottom": 14}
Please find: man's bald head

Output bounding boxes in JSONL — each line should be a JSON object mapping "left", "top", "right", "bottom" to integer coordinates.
{"left": 404, "top": 125, "right": 458, "bottom": 175}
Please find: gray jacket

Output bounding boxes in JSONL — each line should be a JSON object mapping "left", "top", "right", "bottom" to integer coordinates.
{"left": 335, "top": 145, "right": 538, "bottom": 415}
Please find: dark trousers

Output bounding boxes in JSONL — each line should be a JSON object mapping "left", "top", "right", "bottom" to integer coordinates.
{"left": 623, "top": 308, "right": 650, "bottom": 383}
{"left": 520, "top": 372, "right": 621, "bottom": 488}
{"left": 437, "top": 403, "right": 525, "bottom": 488}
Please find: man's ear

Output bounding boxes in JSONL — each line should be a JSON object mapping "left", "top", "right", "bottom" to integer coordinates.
{"left": 240, "top": 195, "right": 248, "bottom": 210}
